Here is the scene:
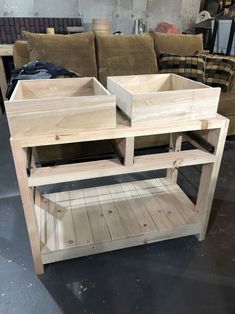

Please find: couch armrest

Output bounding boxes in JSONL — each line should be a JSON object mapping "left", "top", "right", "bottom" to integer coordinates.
{"left": 230, "top": 72, "right": 235, "bottom": 91}
{"left": 201, "top": 53, "right": 235, "bottom": 92}
{"left": 13, "top": 40, "right": 30, "bottom": 68}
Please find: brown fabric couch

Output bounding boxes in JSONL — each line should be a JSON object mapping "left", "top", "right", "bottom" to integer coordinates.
{"left": 12, "top": 31, "right": 235, "bottom": 162}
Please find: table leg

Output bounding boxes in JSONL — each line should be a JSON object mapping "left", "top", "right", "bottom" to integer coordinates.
{"left": 0, "top": 56, "right": 7, "bottom": 102}
{"left": 166, "top": 132, "right": 182, "bottom": 183}
{"left": 195, "top": 120, "right": 229, "bottom": 241}
{"left": 10, "top": 140, "right": 44, "bottom": 274}
{"left": 112, "top": 137, "right": 134, "bottom": 166}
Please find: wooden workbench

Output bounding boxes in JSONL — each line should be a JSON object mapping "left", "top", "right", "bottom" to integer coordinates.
{"left": 6, "top": 106, "right": 229, "bottom": 274}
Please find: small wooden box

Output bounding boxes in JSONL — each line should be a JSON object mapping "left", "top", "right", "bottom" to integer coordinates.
{"left": 107, "top": 74, "right": 221, "bottom": 126}
{"left": 5, "top": 77, "right": 116, "bottom": 138}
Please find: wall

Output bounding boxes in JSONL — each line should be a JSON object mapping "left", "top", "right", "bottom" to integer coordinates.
{"left": 0, "top": 0, "right": 200, "bottom": 34}
{"left": 181, "top": 0, "right": 201, "bottom": 33}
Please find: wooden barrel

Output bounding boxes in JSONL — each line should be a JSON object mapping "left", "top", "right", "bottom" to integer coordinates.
{"left": 92, "top": 18, "right": 110, "bottom": 34}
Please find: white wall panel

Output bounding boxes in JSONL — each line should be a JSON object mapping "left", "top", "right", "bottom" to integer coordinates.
{"left": 34, "top": 0, "right": 80, "bottom": 18}
{"left": 0, "top": 0, "right": 200, "bottom": 34}
{"left": 0, "top": 0, "right": 34, "bottom": 17}
{"left": 181, "top": 0, "right": 200, "bottom": 32}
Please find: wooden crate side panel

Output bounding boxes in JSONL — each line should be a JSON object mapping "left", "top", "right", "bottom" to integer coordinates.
{"left": 171, "top": 73, "right": 210, "bottom": 90}
{"left": 131, "top": 88, "right": 221, "bottom": 125}
{"left": 5, "top": 95, "right": 116, "bottom": 115}
{"left": 9, "top": 81, "right": 23, "bottom": 101}
{"left": 11, "top": 78, "right": 96, "bottom": 100}
{"left": 92, "top": 77, "right": 111, "bottom": 95}
{"left": 107, "top": 77, "right": 133, "bottom": 119}
{"left": 5, "top": 95, "right": 116, "bottom": 137}
{"left": 110, "top": 74, "right": 172, "bottom": 94}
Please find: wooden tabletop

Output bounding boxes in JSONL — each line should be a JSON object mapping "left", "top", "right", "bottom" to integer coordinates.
{"left": 7, "top": 109, "right": 228, "bottom": 148}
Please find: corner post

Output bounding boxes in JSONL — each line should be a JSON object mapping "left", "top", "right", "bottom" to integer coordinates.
{"left": 10, "top": 139, "right": 44, "bottom": 274}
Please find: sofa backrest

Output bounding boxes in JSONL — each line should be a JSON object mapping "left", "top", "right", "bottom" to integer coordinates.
{"left": 14, "top": 32, "right": 97, "bottom": 77}
{"left": 13, "top": 31, "right": 204, "bottom": 86}
{"left": 13, "top": 40, "right": 30, "bottom": 68}
{"left": 149, "top": 30, "right": 203, "bottom": 58}
{"left": 95, "top": 33, "right": 158, "bottom": 87}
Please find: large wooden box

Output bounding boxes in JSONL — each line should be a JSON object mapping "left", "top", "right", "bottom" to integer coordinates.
{"left": 107, "top": 74, "right": 221, "bottom": 126}
{"left": 5, "top": 77, "right": 116, "bottom": 138}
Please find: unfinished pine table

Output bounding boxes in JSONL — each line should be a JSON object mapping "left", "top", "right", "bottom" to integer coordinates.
{"left": 5, "top": 104, "right": 228, "bottom": 274}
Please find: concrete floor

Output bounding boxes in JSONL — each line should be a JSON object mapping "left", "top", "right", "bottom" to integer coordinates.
{"left": 0, "top": 114, "right": 235, "bottom": 314}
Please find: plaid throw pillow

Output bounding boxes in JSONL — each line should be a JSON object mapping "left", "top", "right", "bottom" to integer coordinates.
{"left": 159, "top": 54, "right": 205, "bottom": 83}
{"left": 198, "top": 53, "right": 235, "bottom": 92}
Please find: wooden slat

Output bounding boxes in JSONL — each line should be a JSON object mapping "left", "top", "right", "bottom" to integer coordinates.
{"left": 153, "top": 191, "right": 186, "bottom": 227}
{"left": 55, "top": 192, "right": 76, "bottom": 250}
{"left": 134, "top": 185, "right": 174, "bottom": 230}
{"left": 34, "top": 188, "right": 41, "bottom": 231}
{"left": 182, "top": 132, "right": 208, "bottom": 152}
{"left": 69, "top": 189, "right": 83, "bottom": 200}
{"left": 110, "top": 190, "right": 143, "bottom": 237}
{"left": 70, "top": 197, "right": 94, "bottom": 246}
{"left": 121, "top": 182, "right": 158, "bottom": 233}
{"left": 8, "top": 112, "right": 227, "bottom": 148}
{"left": 83, "top": 195, "right": 111, "bottom": 243}
{"left": 42, "top": 221, "right": 202, "bottom": 264}
{"left": 160, "top": 184, "right": 196, "bottom": 224}
{"left": 40, "top": 194, "right": 57, "bottom": 253}
{"left": 167, "top": 183, "right": 196, "bottom": 213}
{"left": 98, "top": 192, "right": 127, "bottom": 240}
{"left": 28, "top": 149, "right": 215, "bottom": 187}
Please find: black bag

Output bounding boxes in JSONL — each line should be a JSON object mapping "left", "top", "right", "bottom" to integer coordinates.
{"left": 6, "top": 60, "right": 80, "bottom": 99}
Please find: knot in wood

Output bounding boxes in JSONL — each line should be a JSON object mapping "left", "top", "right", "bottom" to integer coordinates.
{"left": 173, "top": 159, "right": 183, "bottom": 168}
{"left": 201, "top": 120, "right": 208, "bottom": 129}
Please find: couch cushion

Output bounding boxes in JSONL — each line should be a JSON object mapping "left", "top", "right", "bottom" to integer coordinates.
{"left": 159, "top": 54, "right": 205, "bottom": 83}
{"left": 13, "top": 40, "right": 30, "bottom": 68}
{"left": 96, "top": 33, "right": 158, "bottom": 87}
{"left": 225, "top": 114, "right": 235, "bottom": 136}
{"left": 218, "top": 92, "right": 235, "bottom": 136}
{"left": 149, "top": 31, "right": 203, "bottom": 57}
{"left": 230, "top": 71, "right": 235, "bottom": 91}
{"left": 24, "top": 32, "right": 97, "bottom": 77}
{"left": 218, "top": 91, "right": 235, "bottom": 116}
{"left": 201, "top": 54, "right": 235, "bottom": 92}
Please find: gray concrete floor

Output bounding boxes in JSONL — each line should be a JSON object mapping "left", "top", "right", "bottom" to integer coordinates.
{"left": 0, "top": 114, "right": 235, "bottom": 314}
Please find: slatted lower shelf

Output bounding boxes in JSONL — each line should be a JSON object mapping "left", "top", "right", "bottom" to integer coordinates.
{"left": 35, "top": 178, "right": 202, "bottom": 264}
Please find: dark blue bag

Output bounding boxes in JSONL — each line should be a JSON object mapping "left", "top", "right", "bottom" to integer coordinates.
{"left": 6, "top": 60, "right": 80, "bottom": 99}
